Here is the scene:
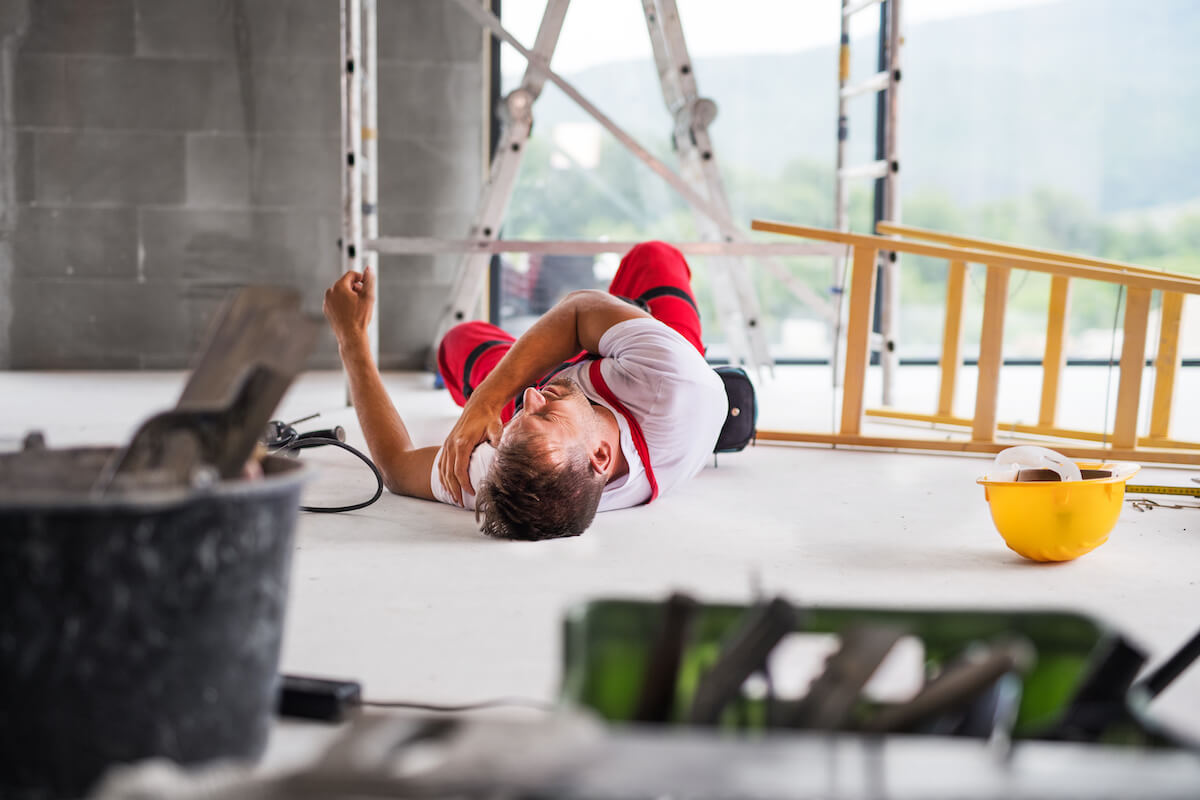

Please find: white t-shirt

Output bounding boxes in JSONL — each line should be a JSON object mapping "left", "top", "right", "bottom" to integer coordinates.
{"left": 430, "top": 317, "right": 727, "bottom": 511}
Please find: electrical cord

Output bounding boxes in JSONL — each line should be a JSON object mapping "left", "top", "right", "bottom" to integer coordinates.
{"left": 278, "top": 675, "right": 560, "bottom": 723}
{"left": 358, "top": 697, "right": 559, "bottom": 713}
{"left": 264, "top": 417, "right": 384, "bottom": 513}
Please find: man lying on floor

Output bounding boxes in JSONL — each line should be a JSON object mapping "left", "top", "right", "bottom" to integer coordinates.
{"left": 323, "top": 242, "right": 727, "bottom": 540}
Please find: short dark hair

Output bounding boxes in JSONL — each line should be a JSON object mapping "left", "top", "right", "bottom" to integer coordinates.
{"left": 475, "top": 432, "right": 605, "bottom": 540}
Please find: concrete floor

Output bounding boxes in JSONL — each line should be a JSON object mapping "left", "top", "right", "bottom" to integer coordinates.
{"left": 3, "top": 365, "right": 1199, "bottom": 748}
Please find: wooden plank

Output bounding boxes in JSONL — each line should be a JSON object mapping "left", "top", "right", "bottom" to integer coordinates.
{"left": 864, "top": 408, "right": 1200, "bottom": 450}
{"left": 750, "top": 219, "right": 1200, "bottom": 295}
{"left": 867, "top": 408, "right": 967, "bottom": 426}
{"left": 1149, "top": 291, "right": 1184, "bottom": 439}
{"left": 877, "top": 221, "right": 1194, "bottom": 281}
{"left": 1112, "top": 287, "right": 1153, "bottom": 450}
{"left": 938, "top": 260, "right": 968, "bottom": 416}
{"left": 840, "top": 247, "right": 879, "bottom": 435}
{"left": 971, "top": 266, "right": 1010, "bottom": 442}
{"left": 1039, "top": 275, "right": 1071, "bottom": 426}
{"left": 754, "top": 430, "right": 1200, "bottom": 465}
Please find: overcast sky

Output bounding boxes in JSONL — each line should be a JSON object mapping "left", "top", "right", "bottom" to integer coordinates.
{"left": 500, "top": 0, "right": 1056, "bottom": 74}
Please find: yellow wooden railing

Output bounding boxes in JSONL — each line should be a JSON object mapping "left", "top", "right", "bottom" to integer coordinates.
{"left": 750, "top": 219, "right": 1200, "bottom": 465}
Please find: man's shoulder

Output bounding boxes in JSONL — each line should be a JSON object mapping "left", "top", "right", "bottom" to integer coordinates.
{"left": 599, "top": 317, "right": 707, "bottom": 370}
{"left": 594, "top": 320, "right": 723, "bottom": 410}
{"left": 598, "top": 315, "right": 671, "bottom": 346}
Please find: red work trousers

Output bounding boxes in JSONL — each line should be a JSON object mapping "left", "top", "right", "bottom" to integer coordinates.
{"left": 436, "top": 241, "right": 704, "bottom": 423}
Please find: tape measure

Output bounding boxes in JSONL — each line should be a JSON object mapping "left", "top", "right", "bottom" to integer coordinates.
{"left": 1125, "top": 484, "right": 1200, "bottom": 497}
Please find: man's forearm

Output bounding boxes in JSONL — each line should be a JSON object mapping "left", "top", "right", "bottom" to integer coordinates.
{"left": 339, "top": 338, "right": 436, "bottom": 499}
{"left": 466, "top": 290, "right": 644, "bottom": 414}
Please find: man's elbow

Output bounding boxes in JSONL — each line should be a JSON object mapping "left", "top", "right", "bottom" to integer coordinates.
{"left": 381, "top": 474, "right": 407, "bottom": 497}
{"left": 560, "top": 289, "right": 611, "bottom": 308}
{"left": 381, "top": 470, "right": 420, "bottom": 499}
{"left": 378, "top": 460, "right": 437, "bottom": 501}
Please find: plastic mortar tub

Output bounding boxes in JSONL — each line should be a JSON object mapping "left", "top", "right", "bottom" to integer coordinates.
{"left": 977, "top": 448, "right": 1139, "bottom": 562}
{"left": 0, "top": 446, "right": 308, "bottom": 799}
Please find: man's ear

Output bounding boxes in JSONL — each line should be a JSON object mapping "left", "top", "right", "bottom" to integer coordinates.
{"left": 588, "top": 439, "right": 613, "bottom": 477}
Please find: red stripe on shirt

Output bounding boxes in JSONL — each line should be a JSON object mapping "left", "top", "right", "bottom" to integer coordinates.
{"left": 588, "top": 359, "right": 659, "bottom": 503}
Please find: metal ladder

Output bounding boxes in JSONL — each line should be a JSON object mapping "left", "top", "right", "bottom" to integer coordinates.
{"left": 341, "top": 0, "right": 844, "bottom": 378}
{"left": 431, "top": 0, "right": 571, "bottom": 362}
{"left": 642, "top": 0, "right": 769, "bottom": 375}
{"left": 429, "top": 0, "right": 842, "bottom": 376}
{"left": 834, "top": 0, "right": 902, "bottom": 403}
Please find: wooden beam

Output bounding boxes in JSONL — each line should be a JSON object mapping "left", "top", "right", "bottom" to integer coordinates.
{"left": 750, "top": 219, "right": 1200, "bottom": 295}
{"left": 1149, "top": 291, "right": 1184, "bottom": 440}
{"left": 864, "top": 407, "right": 1200, "bottom": 450}
{"left": 754, "top": 429, "right": 1200, "bottom": 465}
{"left": 1112, "top": 287, "right": 1153, "bottom": 450}
{"left": 1039, "top": 275, "right": 1071, "bottom": 426}
{"left": 841, "top": 246, "right": 879, "bottom": 435}
{"left": 972, "top": 266, "right": 1010, "bottom": 442}
{"left": 876, "top": 221, "right": 1196, "bottom": 281}
{"left": 867, "top": 408, "right": 967, "bottom": 426}
{"left": 938, "top": 260, "right": 967, "bottom": 417}
{"left": 368, "top": 238, "right": 842, "bottom": 257}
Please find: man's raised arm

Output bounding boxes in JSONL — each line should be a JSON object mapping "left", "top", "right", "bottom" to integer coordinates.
{"left": 324, "top": 266, "right": 438, "bottom": 500}
{"left": 438, "top": 290, "right": 649, "bottom": 504}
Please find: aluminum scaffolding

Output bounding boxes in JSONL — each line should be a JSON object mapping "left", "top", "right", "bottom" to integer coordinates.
{"left": 339, "top": 0, "right": 849, "bottom": 378}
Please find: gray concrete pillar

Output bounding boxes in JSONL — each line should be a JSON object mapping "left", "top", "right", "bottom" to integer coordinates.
{"left": 0, "top": 0, "right": 28, "bottom": 369}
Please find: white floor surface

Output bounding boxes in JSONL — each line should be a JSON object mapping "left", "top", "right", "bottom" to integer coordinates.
{"left": 3, "top": 365, "right": 1199, "bottom": 746}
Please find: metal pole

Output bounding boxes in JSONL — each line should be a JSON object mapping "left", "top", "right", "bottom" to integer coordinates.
{"left": 486, "top": 0, "right": 503, "bottom": 325}
{"left": 870, "top": 0, "right": 887, "bottom": 371}
{"left": 340, "top": 0, "right": 365, "bottom": 403}
{"left": 362, "top": 0, "right": 379, "bottom": 361}
{"left": 369, "top": 238, "right": 842, "bottom": 256}
{"left": 832, "top": 0, "right": 852, "bottom": 387}
{"left": 883, "top": 0, "right": 903, "bottom": 404}
{"left": 874, "top": 0, "right": 902, "bottom": 405}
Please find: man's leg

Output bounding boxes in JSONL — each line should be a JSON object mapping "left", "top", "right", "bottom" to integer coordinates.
{"left": 437, "top": 321, "right": 520, "bottom": 422}
{"left": 607, "top": 241, "right": 704, "bottom": 355}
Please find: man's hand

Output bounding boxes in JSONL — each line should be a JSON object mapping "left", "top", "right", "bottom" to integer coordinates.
{"left": 323, "top": 266, "right": 374, "bottom": 348}
{"left": 439, "top": 398, "right": 504, "bottom": 505}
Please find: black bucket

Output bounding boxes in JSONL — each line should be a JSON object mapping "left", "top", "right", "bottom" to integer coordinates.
{"left": 0, "top": 447, "right": 308, "bottom": 799}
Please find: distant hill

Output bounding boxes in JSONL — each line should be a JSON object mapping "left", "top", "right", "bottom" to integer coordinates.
{"left": 515, "top": 0, "right": 1200, "bottom": 214}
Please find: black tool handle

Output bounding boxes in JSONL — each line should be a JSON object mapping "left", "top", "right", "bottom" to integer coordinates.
{"left": 278, "top": 674, "right": 362, "bottom": 722}
{"left": 687, "top": 598, "right": 796, "bottom": 725}
{"left": 1138, "top": 626, "right": 1200, "bottom": 699}
{"left": 291, "top": 426, "right": 347, "bottom": 449}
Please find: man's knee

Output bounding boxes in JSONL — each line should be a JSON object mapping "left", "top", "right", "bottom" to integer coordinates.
{"left": 625, "top": 241, "right": 690, "bottom": 277}
{"left": 438, "top": 321, "right": 493, "bottom": 385}
{"left": 610, "top": 241, "right": 694, "bottom": 301}
{"left": 441, "top": 320, "right": 490, "bottom": 348}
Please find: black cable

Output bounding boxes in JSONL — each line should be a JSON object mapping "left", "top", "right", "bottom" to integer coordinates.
{"left": 264, "top": 420, "right": 384, "bottom": 513}
{"left": 359, "top": 696, "right": 559, "bottom": 713}
{"left": 1138, "top": 626, "right": 1200, "bottom": 699}
{"left": 283, "top": 436, "right": 384, "bottom": 513}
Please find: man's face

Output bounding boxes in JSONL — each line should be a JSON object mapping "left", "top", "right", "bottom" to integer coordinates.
{"left": 502, "top": 377, "right": 595, "bottom": 457}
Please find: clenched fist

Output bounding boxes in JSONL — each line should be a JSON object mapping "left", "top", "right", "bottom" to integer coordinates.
{"left": 324, "top": 266, "right": 374, "bottom": 348}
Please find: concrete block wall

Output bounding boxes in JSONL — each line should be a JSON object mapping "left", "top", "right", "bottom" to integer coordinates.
{"left": 0, "top": 0, "right": 484, "bottom": 369}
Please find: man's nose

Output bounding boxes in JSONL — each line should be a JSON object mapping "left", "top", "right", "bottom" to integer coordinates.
{"left": 523, "top": 386, "right": 545, "bottom": 412}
